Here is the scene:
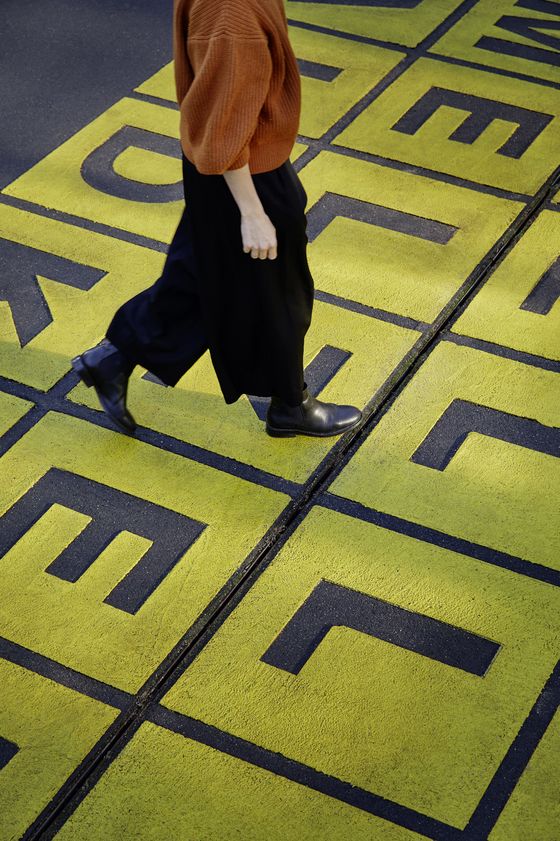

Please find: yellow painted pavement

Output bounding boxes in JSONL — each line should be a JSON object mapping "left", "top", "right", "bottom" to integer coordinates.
{"left": 0, "top": 1, "right": 559, "bottom": 838}
{"left": 160, "top": 505, "right": 560, "bottom": 829}
{"left": 55, "top": 722, "right": 425, "bottom": 841}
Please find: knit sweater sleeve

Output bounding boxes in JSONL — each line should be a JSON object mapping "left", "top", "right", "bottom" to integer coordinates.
{"left": 180, "top": 34, "right": 273, "bottom": 174}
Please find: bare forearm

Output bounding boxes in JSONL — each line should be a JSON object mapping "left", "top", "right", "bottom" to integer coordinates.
{"left": 222, "top": 163, "right": 264, "bottom": 217}
{"left": 222, "top": 162, "right": 277, "bottom": 260}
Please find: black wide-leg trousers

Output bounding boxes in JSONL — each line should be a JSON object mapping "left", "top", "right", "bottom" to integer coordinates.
{"left": 106, "top": 153, "right": 314, "bottom": 406}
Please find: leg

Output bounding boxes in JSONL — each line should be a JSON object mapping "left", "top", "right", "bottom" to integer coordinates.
{"left": 71, "top": 207, "right": 208, "bottom": 433}
{"left": 106, "top": 207, "right": 208, "bottom": 386}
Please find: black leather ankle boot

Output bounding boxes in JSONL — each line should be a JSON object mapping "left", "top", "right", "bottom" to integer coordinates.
{"left": 266, "top": 383, "right": 362, "bottom": 437}
{"left": 71, "top": 338, "right": 137, "bottom": 433}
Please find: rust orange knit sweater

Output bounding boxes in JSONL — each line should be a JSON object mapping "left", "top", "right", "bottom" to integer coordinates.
{"left": 173, "top": 0, "right": 301, "bottom": 175}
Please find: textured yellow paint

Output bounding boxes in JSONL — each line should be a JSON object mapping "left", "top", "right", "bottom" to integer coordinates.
{"left": 431, "top": 0, "right": 560, "bottom": 84}
{"left": 138, "top": 34, "right": 405, "bottom": 141}
{"left": 2, "top": 10, "right": 558, "bottom": 836}
{"left": 285, "top": 0, "right": 464, "bottom": 47}
{"left": 330, "top": 342, "right": 560, "bottom": 569}
{"left": 135, "top": 61, "right": 175, "bottom": 101}
{"left": 453, "top": 210, "right": 560, "bottom": 360}
{"left": 112, "top": 146, "right": 182, "bottom": 186}
{"left": 161, "top": 505, "right": 560, "bottom": 828}
{"left": 0, "top": 391, "right": 33, "bottom": 436}
{"left": 67, "top": 296, "right": 420, "bottom": 483}
{"left": 300, "top": 150, "right": 521, "bottom": 320}
{"left": 0, "top": 203, "right": 164, "bottom": 390}
{"left": 333, "top": 57, "right": 560, "bottom": 193}
{"left": 0, "top": 413, "right": 290, "bottom": 691}
{"left": 490, "top": 710, "right": 560, "bottom": 841}
{"left": 3, "top": 97, "right": 184, "bottom": 242}
{"left": 54, "top": 721, "right": 423, "bottom": 841}
{"left": 0, "top": 659, "right": 117, "bottom": 841}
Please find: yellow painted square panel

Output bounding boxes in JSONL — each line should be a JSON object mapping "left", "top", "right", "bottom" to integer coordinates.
{"left": 0, "top": 204, "right": 164, "bottom": 390}
{"left": 3, "top": 97, "right": 184, "bottom": 243}
{"left": 54, "top": 721, "right": 422, "bottom": 841}
{"left": 452, "top": 209, "right": 560, "bottom": 360}
{"left": 161, "top": 505, "right": 560, "bottom": 828}
{"left": 137, "top": 32, "right": 405, "bottom": 141}
{"left": 490, "top": 710, "right": 560, "bottom": 841}
{"left": 0, "top": 413, "right": 290, "bottom": 692}
{"left": 0, "top": 659, "right": 117, "bottom": 841}
{"left": 329, "top": 342, "right": 560, "bottom": 569}
{"left": 299, "top": 151, "right": 521, "bottom": 321}
{"left": 285, "top": 0, "right": 465, "bottom": 48}
{"left": 431, "top": 0, "right": 560, "bottom": 84}
{"left": 332, "top": 57, "right": 560, "bottom": 193}
{"left": 67, "top": 297, "right": 421, "bottom": 484}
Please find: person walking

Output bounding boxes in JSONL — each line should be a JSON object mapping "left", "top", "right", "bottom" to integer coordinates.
{"left": 71, "top": 0, "right": 362, "bottom": 438}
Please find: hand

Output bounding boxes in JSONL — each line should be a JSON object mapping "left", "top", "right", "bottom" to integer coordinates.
{"left": 241, "top": 211, "right": 277, "bottom": 260}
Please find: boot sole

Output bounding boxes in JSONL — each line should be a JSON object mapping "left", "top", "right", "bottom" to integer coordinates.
{"left": 71, "top": 355, "right": 137, "bottom": 434}
{"left": 265, "top": 415, "right": 362, "bottom": 438}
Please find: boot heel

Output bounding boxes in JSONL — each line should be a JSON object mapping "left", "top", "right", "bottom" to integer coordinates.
{"left": 71, "top": 356, "right": 94, "bottom": 387}
{"left": 265, "top": 423, "right": 296, "bottom": 438}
